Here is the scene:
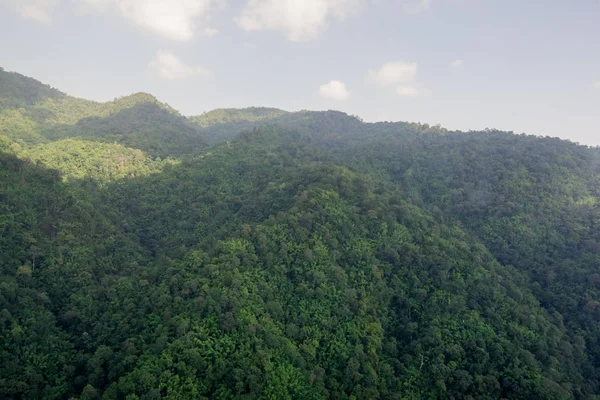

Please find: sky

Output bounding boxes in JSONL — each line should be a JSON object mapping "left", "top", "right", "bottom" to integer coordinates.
{"left": 1, "top": 0, "right": 599, "bottom": 145}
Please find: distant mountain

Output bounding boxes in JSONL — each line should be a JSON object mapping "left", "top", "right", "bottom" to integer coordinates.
{"left": 2, "top": 69, "right": 600, "bottom": 400}
{"left": 0, "top": 69, "right": 205, "bottom": 157}
{"left": 190, "top": 107, "right": 289, "bottom": 143}
{"left": 192, "top": 107, "right": 289, "bottom": 127}
{"left": 0, "top": 66, "right": 65, "bottom": 108}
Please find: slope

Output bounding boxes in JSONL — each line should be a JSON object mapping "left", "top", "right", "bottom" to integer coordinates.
{"left": 1, "top": 128, "right": 587, "bottom": 399}
{"left": 0, "top": 68, "right": 205, "bottom": 157}
{"left": 191, "top": 108, "right": 600, "bottom": 397}
{"left": 191, "top": 107, "right": 288, "bottom": 144}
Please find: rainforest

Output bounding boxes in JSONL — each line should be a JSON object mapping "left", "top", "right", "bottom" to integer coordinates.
{"left": 1, "top": 68, "right": 600, "bottom": 399}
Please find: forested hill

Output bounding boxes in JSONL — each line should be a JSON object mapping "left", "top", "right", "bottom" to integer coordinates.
{"left": 0, "top": 69, "right": 205, "bottom": 157}
{"left": 1, "top": 69, "right": 600, "bottom": 400}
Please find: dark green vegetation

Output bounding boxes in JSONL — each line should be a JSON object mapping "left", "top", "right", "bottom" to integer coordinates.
{"left": 1, "top": 68, "right": 600, "bottom": 399}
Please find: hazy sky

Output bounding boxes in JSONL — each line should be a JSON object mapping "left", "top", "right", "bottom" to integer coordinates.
{"left": 1, "top": 0, "right": 599, "bottom": 145}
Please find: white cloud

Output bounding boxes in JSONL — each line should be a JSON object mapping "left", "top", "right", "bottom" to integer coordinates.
{"left": 450, "top": 59, "right": 463, "bottom": 68}
{"left": 396, "top": 86, "right": 430, "bottom": 97}
{"left": 81, "top": 0, "right": 215, "bottom": 41}
{"left": 202, "top": 27, "right": 219, "bottom": 37}
{"left": 594, "top": 81, "right": 600, "bottom": 89}
{"left": 368, "top": 61, "right": 429, "bottom": 97}
{"left": 20, "top": 5, "right": 51, "bottom": 22}
{"left": 396, "top": 86, "right": 419, "bottom": 97}
{"left": 318, "top": 80, "right": 350, "bottom": 101}
{"left": 368, "top": 62, "right": 417, "bottom": 87}
{"left": 11, "top": 0, "right": 217, "bottom": 40}
{"left": 9, "top": 0, "right": 57, "bottom": 23}
{"left": 236, "top": 0, "right": 361, "bottom": 41}
{"left": 401, "top": 0, "right": 431, "bottom": 14}
{"left": 149, "top": 51, "right": 211, "bottom": 80}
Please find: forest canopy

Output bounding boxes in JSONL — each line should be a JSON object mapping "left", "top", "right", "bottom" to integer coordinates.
{"left": 1, "top": 68, "right": 600, "bottom": 400}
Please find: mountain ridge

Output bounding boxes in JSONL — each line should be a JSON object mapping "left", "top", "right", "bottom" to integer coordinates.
{"left": 3, "top": 67, "right": 596, "bottom": 150}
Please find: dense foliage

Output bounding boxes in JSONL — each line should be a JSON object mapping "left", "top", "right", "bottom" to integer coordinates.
{"left": 1, "top": 69, "right": 600, "bottom": 399}
{"left": 0, "top": 70, "right": 205, "bottom": 156}
{"left": 190, "top": 107, "right": 289, "bottom": 144}
{"left": 18, "top": 139, "right": 175, "bottom": 183}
